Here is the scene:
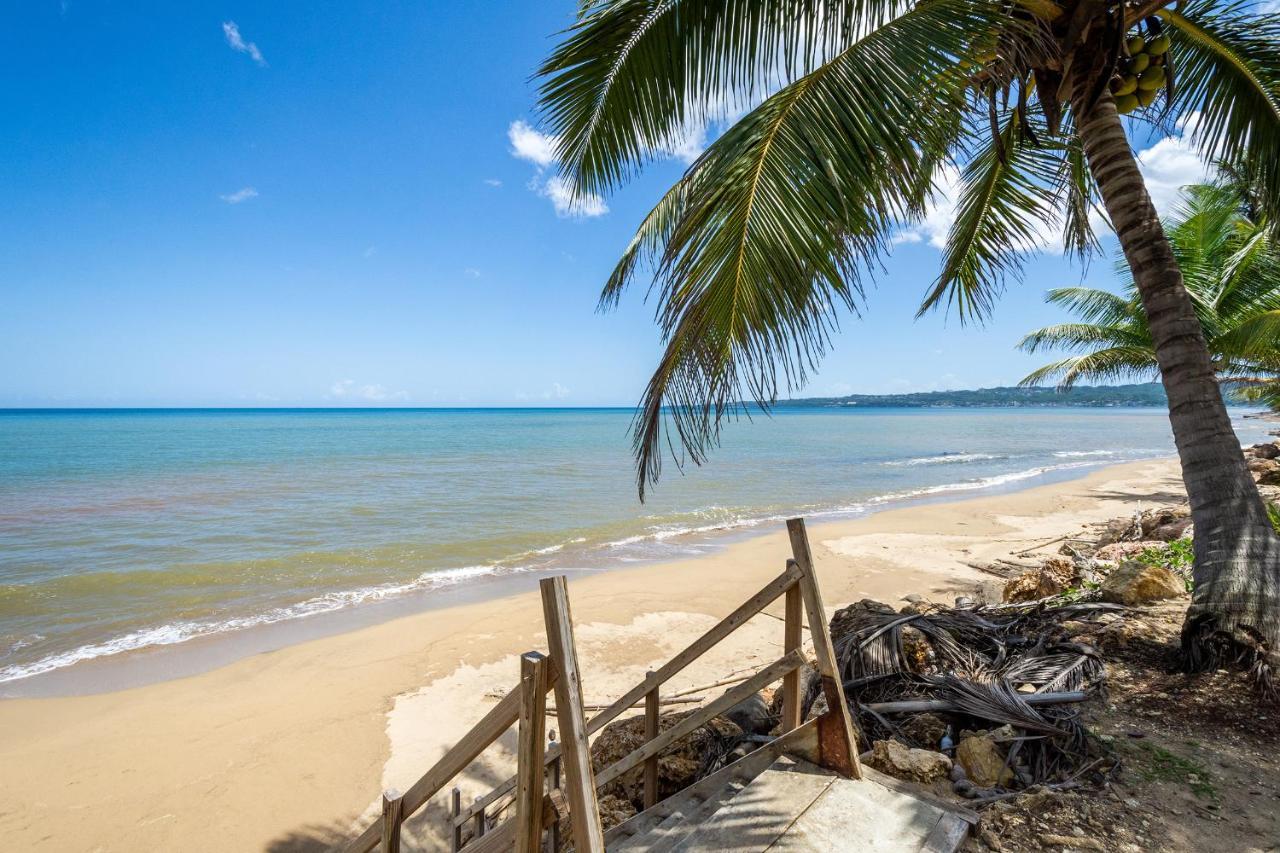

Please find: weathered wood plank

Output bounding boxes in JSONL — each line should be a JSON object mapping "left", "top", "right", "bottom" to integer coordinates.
{"left": 781, "top": 582, "right": 803, "bottom": 733}
{"left": 540, "top": 577, "right": 605, "bottom": 853}
{"left": 464, "top": 789, "right": 569, "bottom": 853}
{"left": 380, "top": 789, "right": 403, "bottom": 853}
{"left": 643, "top": 670, "right": 659, "bottom": 810}
{"left": 787, "top": 517, "right": 862, "bottom": 780}
{"left": 515, "top": 652, "right": 549, "bottom": 853}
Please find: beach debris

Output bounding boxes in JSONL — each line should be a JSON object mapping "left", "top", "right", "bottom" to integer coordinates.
{"left": 865, "top": 738, "right": 953, "bottom": 783}
{"left": 827, "top": 597, "right": 1117, "bottom": 797}
{"left": 1099, "top": 561, "right": 1186, "bottom": 606}
{"left": 1093, "top": 541, "right": 1164, "bottom": 563}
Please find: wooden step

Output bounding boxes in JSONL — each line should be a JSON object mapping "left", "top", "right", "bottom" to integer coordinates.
{"left": 614, "top": 757, "right": 974, "bottom": 853}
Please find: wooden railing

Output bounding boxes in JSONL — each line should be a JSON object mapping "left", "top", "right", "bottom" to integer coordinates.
{"left": 342, "top": 517, "right": 858, "bottom": 853}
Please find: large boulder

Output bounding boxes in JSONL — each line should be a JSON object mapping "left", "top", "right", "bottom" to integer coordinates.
{"left": 1260, "top": 467, "right": 1280, "bottom": 487}
{"left": 1247, "top": 442, "right": 1280, "bottom": 460}
{"left": 1100, "top": 560, "right": 1186, "bottom": 605}
{"left": 1003, "top": 557, "right": 1075, "bottom": 603}
{"left": 956, "top": 734, "right": 1014, "bottom": 787}
{"left": 1150, "top": 519, "right": 1193, "bottom": 542}
{"left": 865, "top": 739, "right": 952, "bottom": 783}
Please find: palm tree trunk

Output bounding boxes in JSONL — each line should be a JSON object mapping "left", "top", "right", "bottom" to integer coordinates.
{"left": 1072, "top": 83, "right": 1280, "bottom": 680}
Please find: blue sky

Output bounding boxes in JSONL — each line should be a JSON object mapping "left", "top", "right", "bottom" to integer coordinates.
{"left": 0, "top": 2, "right": 1213, "bottom": 407}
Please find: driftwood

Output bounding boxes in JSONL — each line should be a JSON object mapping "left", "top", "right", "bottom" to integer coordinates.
{"left": 864, "top": 691, "right": 1086, "bottom": 715}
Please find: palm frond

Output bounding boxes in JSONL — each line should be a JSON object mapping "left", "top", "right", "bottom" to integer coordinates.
{"left": 539, "top": 0, "right": 910, "bottom": 195}
{"left": 607, "top": 0, "right": 995, "bottom": 497}
{"left": 1019, "top": 347, "right": 1159, "bottom": 388}
{"left": 918, "top": 107, "right": 1063, "bottom": 321}
{"left": 1158, "top": 1, "right": 1280, "bottom": 219}
{"left": 1042, "top": 286, "right": 1138, "bottom": 325}
{"left": 1017, "top": 322, "right": 1149, "bottom": 354}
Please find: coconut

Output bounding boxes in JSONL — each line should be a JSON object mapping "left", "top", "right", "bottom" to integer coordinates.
{"left": 1136, "top": 86, "right": 1159, "bottom": 107}
{"left": 1126, "top": 34, "right": 1146, "bottom": 54}
{"left": 1138, "top": 66, "right": 1166, "bottom": 90}
{"left": 1148, "top": 34, "right": 1171, "bottom": 56}
{"left": 1113, "top": 74, "right": 1138, "bottom": 96}
{"left": 1129, "top": 53, "right": 1151, "bottom": 74}
{"left": 1114, "top": 93, "right": 1140, "bottom": 114}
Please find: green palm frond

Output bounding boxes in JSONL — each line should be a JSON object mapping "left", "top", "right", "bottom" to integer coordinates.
{"left": 1042, "top": 286, "right": 1137, "bottom": 325}
{"left": 607, "top": 0, "right": 997, "bottom": 496}
{"left": 538, "top": 0, "right": 909, "bottom": 195}
{"left": 918, "top": 106, "right": 1063, "bottom": 321}
{"left": 1019, "top": 347, "right": 1161, "bottom": 389}
{"left": 1158, "top": 1, "right": 1280, "bottom": 217}
{"left": 1017, "top": 322, "right": 1149, "bottom": 354}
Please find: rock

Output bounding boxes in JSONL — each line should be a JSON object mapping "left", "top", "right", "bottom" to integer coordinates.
{"left": 956, "top": 734, "right": 1014, "bottom": 787}
{"left": 865, "top": 739, "right": 952, "bottom": 783}
{"left": 1150, "top": 518, "right": 1193, "bottom": 541}
{"left": 1246, "top": 442, "right": 1280, "bottom": 459}
{"left": 1260, "top": 467, "right": 1280, "bottom": 486}
{"left": 722, "top": 691, "right": 774, "bottom": 736}
{"left": 1100, "top": 560, "right": 1186, "bottom": 606}
{"left": 1096, "top": 516, "right": 1140, "bottom": 546}
{"left": 596, "top": 794, "right": 636, "bottom": 830}
{"left": 803, "top": 690, "right": 829, "bottom": 723}
{"left": 1139, "top": 506, "right": 1190, "bottom": 538}
{"left": 899, "top": 712, "right": 948, "bottom": 748}
{"left": 1247, "top": 457, "right": 1279, "bottom": 476}
{"left": 1094, "top": 541, "right": 1163, "bottom": 562}
{"left": 974, "top": 579, "right": 1006, "bottom": 605}
{"left": 590, "top": 707, "right": 743, "bottom": 809}
{"left": 1003, "top": 557, "right": 1075, "bottom": 603}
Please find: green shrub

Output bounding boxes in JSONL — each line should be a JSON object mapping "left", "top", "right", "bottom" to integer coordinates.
{"left": 1137, "top": 538, "right": 1195, "bottom": 591}
{"left": 1268, "top": 502, "right": 1280, "bottom": 534}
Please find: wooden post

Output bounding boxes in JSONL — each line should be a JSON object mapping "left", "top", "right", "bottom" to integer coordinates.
{"left": 780, "top": 582, "right": 803, "bottom": 733}
{"left": 539, "top": 576, "right": 606, "bottom": 853}
{"left": 549, "top": 735, "right": 562, "bottom": 853}
{"left": 786, "top": 517, "right": 862, "bottom": 779}
{"left": 516, "top": 652, "right": 549, "bottom": 853}
{"left": 472, "top": 797, "right": 486, "bottom": 839}
{"left": 643, "top": 669, "right": 659, "bottom": 809}
{"left": 381, "top": 789, "right": 404, "bottom": 853}
{"left": 450, "top": 787, "right": 463, "bottom": 853}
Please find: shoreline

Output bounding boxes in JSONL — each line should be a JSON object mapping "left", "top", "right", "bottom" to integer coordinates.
{"left": 2, "top": 451, "right": 1162, "bottom": 700}
{"left": 0, "top": 456, "right": 1190, "bottom": 852}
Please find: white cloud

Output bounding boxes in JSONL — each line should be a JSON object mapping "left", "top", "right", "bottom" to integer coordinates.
{"left": 540, "top": 175, "right": 608, "bottom": 218}
{"left": 544, "top": 382, "right": 570, "bottom": 400}
{"left": 222, "top": 21, "right": 266, "bottom": 66}
{"left": 328, "top": 379, "right": 409, "bottom": 403}
{"left": 507, "top": 120, "right": 608, "bottom": 218}
{"left": 219, "top": 186, "right": 258, "bottom": 204}
{"left": 895, "top": 164, "right": 962, "bottom": 249}
{"left": 362, "top": 245, "right": 377, "bottom": 258}
{"left": 484, "top": 178, "right": 503, "bottom": 187}
{"left": 464, "top": 267, "right": 481, "bottom": 278}
{"left": 1135, "top": 114, "right": 1215, "bottom": 216}
{"left": 508, "top": 120, "right": 558, "bottom": 168}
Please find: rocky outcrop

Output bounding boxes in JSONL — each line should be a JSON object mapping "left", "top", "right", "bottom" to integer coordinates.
{"left": 1099, "top": 560, "right": 1186, "bottom": 606}
{"left": 865, "top": 738, "right": 952, "bottom": 783}
{"left": 1247, "top": 442, "right": 1280, "bottom": 460}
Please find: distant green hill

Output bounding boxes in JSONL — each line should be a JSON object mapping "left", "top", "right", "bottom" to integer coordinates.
{"left": 778, "top": 383, "right": 1169, "bottom": 408}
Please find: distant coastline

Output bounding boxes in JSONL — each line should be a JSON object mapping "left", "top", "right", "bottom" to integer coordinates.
{"left": 778, "top": 382, "right": 1169, "bottom": 409}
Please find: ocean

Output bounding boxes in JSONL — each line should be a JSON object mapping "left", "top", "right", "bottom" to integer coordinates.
{"left": 0, "top": 406, "right": 1270, "bottom": 690}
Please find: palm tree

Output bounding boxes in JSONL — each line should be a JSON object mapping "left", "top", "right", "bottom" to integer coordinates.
{"left": 1019, "top": 179, "right": 1280, "bottom": 399}
{"left": 535, "top": 0, "right": 1280, "bottom": 675}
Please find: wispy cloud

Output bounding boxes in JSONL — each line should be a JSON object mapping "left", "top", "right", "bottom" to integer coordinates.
{"left": 219, "top": 186, "right": 259, "bottom": 204}
{"left": 484, "top": 178, "right": 503, "bottom": 188}
{"left": 507, "top": 120, "right": 608, "bottom": 219}
{"left": 508, "top": 120, "right": 558, "bottom": 167}
{"left": 363, "top": 246, "right": 378, "bottom": 259}
{"left": 463, "top": 267, "right": 482, "bottom": 278}
{"left": 222, "top": 21, "right": 266, "bottom": 67}
{"left": 328, "top": 379, "right": 409, "bottom": 403}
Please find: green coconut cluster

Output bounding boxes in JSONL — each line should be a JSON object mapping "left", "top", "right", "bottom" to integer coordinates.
{"left": 1110, "top": 26, "right": 1172, "bottom": 115}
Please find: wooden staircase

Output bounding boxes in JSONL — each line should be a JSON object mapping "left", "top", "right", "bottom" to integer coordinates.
{"left": 340, "top": 518, "right": 975, "bottom": 853}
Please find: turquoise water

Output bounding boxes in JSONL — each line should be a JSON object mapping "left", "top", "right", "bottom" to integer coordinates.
{"left": 0, "top": 407, "right": 1269, "bottom": 686}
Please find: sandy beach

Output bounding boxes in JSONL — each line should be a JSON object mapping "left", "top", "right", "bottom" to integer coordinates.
{"left": 0, "top": 457, "right": 1188, "bottom": 852}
